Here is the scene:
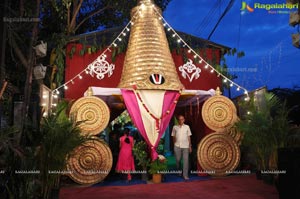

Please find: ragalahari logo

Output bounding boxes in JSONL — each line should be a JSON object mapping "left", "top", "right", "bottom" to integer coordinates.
{"left": 240, "top": 1, "right": 254, "bottom": 13}
{"left": 240, "top": 2, "right": 299, "bottom": 14}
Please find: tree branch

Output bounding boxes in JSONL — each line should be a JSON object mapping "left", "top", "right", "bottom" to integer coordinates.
{"left": 68, "top": 0, "right": 83, "bottom": 34}
{"left": 74, "top": 5, "right": 110, "bottom": 33}
{"left": 10, "top": 37, "right": 28, "bottom": 70}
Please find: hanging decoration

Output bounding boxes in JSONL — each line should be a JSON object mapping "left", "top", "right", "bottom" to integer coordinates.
{"left": 88, "top": 54, "right": 115, "bottom": 80}
{"left": 118, "top": 0, "right": 183, "bottom": 160}
{"left": 178, "top": 59, "right": 201, "bottom": 82}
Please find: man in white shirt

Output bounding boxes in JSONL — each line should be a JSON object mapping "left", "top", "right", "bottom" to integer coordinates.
{"left": 171, "top": 115, "right": 192, "bottom": 180}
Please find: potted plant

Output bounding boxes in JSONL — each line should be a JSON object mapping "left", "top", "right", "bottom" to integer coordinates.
{"left": 148, "top": 155, "right": 168, "bottom": 183}
{"left": 235, "top": 92, "right": 289, "bottom": 184}
{"left": 132, "top": 141, "right": 151, "bottom": 181}
{"left": 39, "top": 100, "right": 91, "bottom": 199}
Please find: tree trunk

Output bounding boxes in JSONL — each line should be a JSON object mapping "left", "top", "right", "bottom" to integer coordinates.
{"left": 19, "top": 0, "right": 41, "bottom": 144}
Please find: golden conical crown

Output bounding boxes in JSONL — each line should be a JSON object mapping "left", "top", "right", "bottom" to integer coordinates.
{"left": 118, "top": 0, "right": 184, "bottom": 90}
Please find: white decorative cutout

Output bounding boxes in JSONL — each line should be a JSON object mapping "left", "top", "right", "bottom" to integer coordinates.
{"left": 179, "top": 59, "right": 201, "bottom": 82}
{"left": 89, "top": 55, "right": 115, "bottom": 80}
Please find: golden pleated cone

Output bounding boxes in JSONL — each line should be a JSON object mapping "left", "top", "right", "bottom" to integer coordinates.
{"left": 118, "top": 0, "right": 184, "bottom": 90}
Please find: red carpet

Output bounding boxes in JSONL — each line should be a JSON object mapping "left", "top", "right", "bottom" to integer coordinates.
{"left": 60, "top": 174, "right": 279, "bottom": 199}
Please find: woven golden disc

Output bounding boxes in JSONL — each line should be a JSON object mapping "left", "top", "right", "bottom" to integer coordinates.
{"left": 70, "top": 96, "right": 110, "bottom": 135}
{"left": 67, "top": 138, "right": 113, "bottom": 185}
{"left": 197, "top": 132, "right": 240, "bottom": 176}
{"left": 223, "top": 125, "right": 243, "bottom": 146}
{"left": 202, "top": 95, "right": 237, "bottom": 131}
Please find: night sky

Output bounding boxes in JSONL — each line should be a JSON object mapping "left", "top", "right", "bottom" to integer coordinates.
{"left": 163, "top": 0, "right": 300, "bottom": 96}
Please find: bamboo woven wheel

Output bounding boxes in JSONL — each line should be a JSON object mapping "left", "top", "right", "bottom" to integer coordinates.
{"left": 69, "top": 96, "right": 110, "bottom": 136}
{"left": 67, "top": 137, "right": 113, "bottom": 185}
{"left": 202, "top": 88, "right": 237, "bottom": 131}
{"left": 197, "top": 132, "right": 240, "bottom": 176}
{"left": 223, "top": 125, "right": 243, "bottom": 146}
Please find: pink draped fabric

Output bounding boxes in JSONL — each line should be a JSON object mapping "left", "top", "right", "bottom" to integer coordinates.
{"left": 121, "top": 89, "right": 180, "bottom": 160}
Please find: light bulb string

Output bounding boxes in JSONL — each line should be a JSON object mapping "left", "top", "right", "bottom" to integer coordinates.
{"left": 51, "top": 7, "right": 144, "bottom": 95}
{"left": 152, "top": 6, "right": 249, "bottom": 97}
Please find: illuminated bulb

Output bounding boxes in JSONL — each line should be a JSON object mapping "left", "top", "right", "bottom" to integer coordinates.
{"left": 126, "top": 27, "right": 130, "bottom": 31}
{"left": 210, "top": 69, "right": 214, "bottom": 73}
{"left": 163, "top": 23, "right": 167, "bottom": 26}
{"left": 113, "top": 43, "right": 117, "bottom": 47}
{"left": 52, "top": 103, "right": 57, "bottom": 107}
{"left": 42, "top": 95, "right": 48, "bottom": 99}
{"left": 118, "top": 38, "right": 122, "bottom": 41}
{"left": 172, "top": 34, "right": 176, "bottom": 37}
{"left": 122, "top": 32, "right": 126, "bottom": 36}
{"left": 247, "top": 111, "right": 251, "bottom": 115}
{"left": 244, "top": 90, "right": 248, "bottom": 95}
{"left": 177, "top": 39, "right": 181, "bottom": 43}
{"left": 42, "top": 103, "right": 46, "bottom": 106}
{"left": 85, "top": 69, "right": 89, "bottom": 74}
{"left": 194, "top": 55, "right": 197, "bottom": 58}
{"left": 159, "top": 17, "right": 162, "bottom": 20}
{"left": 188, "top": 49, "right": 191, "bottom": 53}
{"left": 167, "top": 28, "right": 171, "bottom": 31}
{"left": 198, "top": 59, "right": 203, "bottom": 63}
{"left": 204, "top": 64, "right": 209, "bottom": 69}
{"left": 223, "top": 79, "right": 227, "bottom": 83}
{"left": 78, "top": 75, "right": 83, "bottom": 79}
{"left": 230, "top": 83, "right": 233, "bottom": 87}
{"left": 71, "top": 80, "right": 74, "bottom": 84}
{"left": 64, "top": 85, "right": 68, "bottom": 90}
{"left": 56, "top": 90, "right": 60, "bottom": 94}
{"left": 237, "top": 87, "right": 240, "bottom": 91}
{"left": 131, "top": 22, "right": 134, "bottom": 25}
{"left": 43, "top": 112, "right": 48, "bottom": 117}
{"left": 53, "top": 94, "right": 58, "bottom": 99}
{"left": 217, "top": 73, "right": 220, "bottom": 77}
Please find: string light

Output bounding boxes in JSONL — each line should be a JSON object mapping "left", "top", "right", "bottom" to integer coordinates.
{"left": 51, "top": 15, "right": 135, "bottom": 98}
{"left": 52, "top": 3, "right": 249, "bottom": 101}
{"left": 151, "top": 6, "right": 249, "bottom": 97}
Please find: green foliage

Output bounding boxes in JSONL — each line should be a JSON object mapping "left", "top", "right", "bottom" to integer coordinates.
{"left": 148, "top": 158, "right": 168, "bottom": 174}
{"left": 235, "top": 92, "right": 290, "bottom": 170}
{"left": 0, "top": 126, "right": 41, "bottom": 199}
{"left": 39, "top": 100, "right": 91, "bottom": 199}
{"left": 132, "top": 141, "right": 150, "bottom": 169}
{"left": 286, "top": 126, "right": 300, "bottom": 147}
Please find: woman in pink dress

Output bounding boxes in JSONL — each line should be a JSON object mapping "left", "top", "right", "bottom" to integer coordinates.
{"left": 115, "top": 128, "right": 135, "bottom": 181}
